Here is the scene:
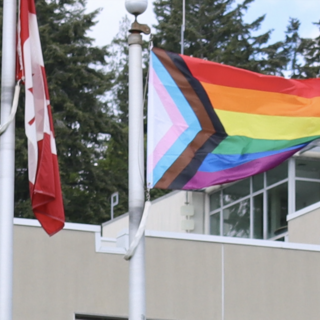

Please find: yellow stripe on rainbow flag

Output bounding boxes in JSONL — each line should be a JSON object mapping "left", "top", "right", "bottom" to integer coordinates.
{"left": 215, "top": 109, "right": 320, "bottom": 140}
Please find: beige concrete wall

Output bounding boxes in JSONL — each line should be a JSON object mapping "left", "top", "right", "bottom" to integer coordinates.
{"left": 13, "top": 225, "right": 129, "bottom": 320}
{"left": 146, "top": 191, "right": 186, "bottom": 233}
{"left": 223, "top": 244, "right": 320, "bottom": 320}
{"left": 147, "top": 191, "right": 205, "bottom": 234}
{"left": 191, "top": 192, "right": 205, "bottom": 234}
{"left": 102, "top": 191, "right": 205, "bottom": 238}
{"left": 13, "top": 223, "right": 320, "bottom": 320}
{"left": 145, "top": 236, "right": 320, "bottom": 320}
{"left": 102, "top": 214, "right": 128, "bottom": 238}
{"left": 145, "top": 238, "right": 222, "bottom": 320}
{"left": 288, "top": 207, "right": 320, "bottom": 244}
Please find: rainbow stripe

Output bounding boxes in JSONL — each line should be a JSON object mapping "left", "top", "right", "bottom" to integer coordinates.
{"left": 147, "top": 48, "right": 320, "bottom": 190}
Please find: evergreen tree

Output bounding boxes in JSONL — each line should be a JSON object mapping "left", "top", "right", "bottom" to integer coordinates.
{"left": 153, "top": 0, "right": 288, "bottom": 75}
{"left": 296, "top": 21, "right": 320, "bottom": 78}
{"left": 100, "top": 17, "right": 130, "bottom": 218}
{"left": 277, "top": 17, "right": 320, "bottom": 79}
{"left": 14, "top": 0, "right": 116, "bottom": 224}
{"left": 283, "top": 18, "right": 303, "bottom": 78}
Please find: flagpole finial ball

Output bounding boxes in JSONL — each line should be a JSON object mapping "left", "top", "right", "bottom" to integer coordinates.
{"left": 125, "top": 0, "right": 148, "bottom": 16}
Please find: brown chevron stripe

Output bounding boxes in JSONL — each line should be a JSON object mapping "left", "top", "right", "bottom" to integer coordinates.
{"left": 153, "top": 48, "right": 215, "bottom": 134}
{"left": 152, "top": 48, "right": 217, "bottom": 188}
{"left": 155, "top": 131, "right": 213, "bottom": 189}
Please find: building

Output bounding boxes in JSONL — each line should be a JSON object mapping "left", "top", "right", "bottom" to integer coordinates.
{"left": 12, "top": 151, "right": 320, "bottom": 320}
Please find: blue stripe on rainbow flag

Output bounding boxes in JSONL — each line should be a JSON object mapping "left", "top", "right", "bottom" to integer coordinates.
{"left": 198, "top": 143, "right": 307, "bottom": 173}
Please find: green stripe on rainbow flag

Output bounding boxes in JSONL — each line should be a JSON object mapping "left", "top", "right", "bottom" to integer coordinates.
{"left": 212, "top": 135, "right": 320, "bottom": 155}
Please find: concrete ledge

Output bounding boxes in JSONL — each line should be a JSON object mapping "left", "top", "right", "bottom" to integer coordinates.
{"left": 105, "top": 228, "right": 320, "bottom": 254}
{"left": 145, "top": 229, "right": 320, "bottom": 252}
{"left": 14, "top": 218, "right": 101, "bottom": 232}
{"left": 16, "top": 218, "right": 320, "bottom": 255}
{"left": 287, "top": 201, "right": 320, "bottom": 222}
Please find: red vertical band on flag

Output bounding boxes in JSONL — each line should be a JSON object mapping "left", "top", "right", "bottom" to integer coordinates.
{"left": 17, "top": 0, "right": 65, "bottom": 235}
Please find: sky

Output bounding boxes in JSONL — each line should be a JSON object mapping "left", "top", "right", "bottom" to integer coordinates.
{"left": 85, "top": 0, "right": 320, "bottom": 47}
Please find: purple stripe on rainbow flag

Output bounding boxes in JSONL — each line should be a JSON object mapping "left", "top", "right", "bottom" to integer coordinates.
{"left": 183, "top": 145, "right": 303, "bottom": 189}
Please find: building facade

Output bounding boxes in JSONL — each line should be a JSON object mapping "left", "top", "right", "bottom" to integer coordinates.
{"left": 12, "top": 151, "right": 320, "bottom": 320}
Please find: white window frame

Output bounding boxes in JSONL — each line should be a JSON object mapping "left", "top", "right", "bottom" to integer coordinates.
{"left": 207, "top": 156, "right": 320, "bottom": 241}
{"left": 208, "top": 162, "right": 289, "bottom": 240}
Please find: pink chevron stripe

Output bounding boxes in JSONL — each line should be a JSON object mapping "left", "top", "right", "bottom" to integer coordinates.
{"left": 148, "top": 68, "right": 188, "bottom": 171}
{"left": 153, "top": 70, "right": 186, "bottom": 124}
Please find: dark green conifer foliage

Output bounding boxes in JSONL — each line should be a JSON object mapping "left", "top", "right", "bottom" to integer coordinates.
{"left": 296, "top": 21, "right": 320, "bottom": 79}
{"left": 153, "top": 0, "right": 289, "bottom": 75}
{"left": 100, "top": 17, "right": 131, "bottom": 218}
{"left": 14, "top": 0, "right": 116, "bottom": 224}
{"left": 283, "top": 18, "right": 303, "bottom": 78}
{"left": 279, "top": 18, "right": 320, "bottom": 79}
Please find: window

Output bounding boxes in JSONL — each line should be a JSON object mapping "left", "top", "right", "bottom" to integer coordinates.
{"left": 209, "top": 157, "right": 320, "bottom": 240}
{"left": 210, "top": 161, "right": 289, "bottom": 240}
{"left": 267, "top": 182, "right": 288, "bottom": 238}
{"left": 295, "top": 158, "right": 320, "bottom": 211}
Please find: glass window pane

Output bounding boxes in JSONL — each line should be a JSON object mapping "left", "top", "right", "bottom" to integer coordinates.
{"left": 209, "top": 192, "right": 220, "bottom": 212}
{"left": 253, "top": 173, "right": 264, "bottom": 192}
{"left": 267, "top": 183, "right": 288, "bottom": 238}
{"left": 223, "top": 179, "right": 250, "bottom": 206}
{"left": 223, "top": 199, "right": 250, "bottom": 238}
{"left": 266, "top": 161, "right": 288, "bottom": 186}
{"left": 296, "top": 159, "right": 320, "bottom": 180}
{"left": 296, "top": 180, "right": 320, "bottom": 211}
{"left": 210, "top": 213, "right": 220, "bottom": 236}
{"left": 253, "top": 193, "right": 263, "bottom": 239}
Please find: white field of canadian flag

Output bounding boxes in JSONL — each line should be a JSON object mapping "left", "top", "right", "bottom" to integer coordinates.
{"left": 17, "top": 0, "right": 65, "bottom": 235}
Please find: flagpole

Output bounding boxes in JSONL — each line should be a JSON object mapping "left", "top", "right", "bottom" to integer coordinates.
{"left": 181, "top": 0, "right": 185, "bottom": 54}
{"left": 125, "top": 1, "right": 149, "bottom": 319}
{"left": 0, "top": 0, "right": 17, "bottom": 318}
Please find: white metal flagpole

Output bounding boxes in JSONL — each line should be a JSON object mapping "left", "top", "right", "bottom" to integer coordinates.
{"left": 125, "top": 1, "right": 150, "bottom": 319}
{"left": 128, "top": 28, "right": 145, "bottom": 320}
{"left": 181, "top": 0, "right": 185, "bottom": 54}
{"left": 0, "top": 0, "right": 17, "bottom": 319}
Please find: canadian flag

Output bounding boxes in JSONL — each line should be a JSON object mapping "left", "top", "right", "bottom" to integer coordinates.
{"left": 17, "top": 0, "right": 65, "bottom": 235}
